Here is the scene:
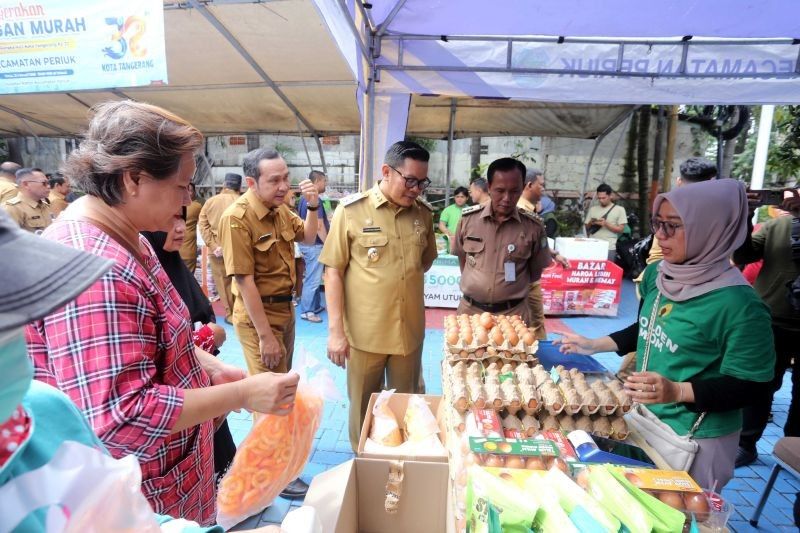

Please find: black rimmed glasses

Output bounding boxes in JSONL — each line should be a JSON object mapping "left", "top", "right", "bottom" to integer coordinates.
{"left": 388, "top": 165, "right": 431, "bottom": 191}
{"left": 650, "top": 219, "right": 684, "bottom": 238}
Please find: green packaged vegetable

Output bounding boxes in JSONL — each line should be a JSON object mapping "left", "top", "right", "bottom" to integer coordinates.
{"left": 586, "top": 465, "right": 653, "bottom": 533}
{"left": 538, "top": 467, "right": 620, "bottom": 532}
{"left": 466, "top": 466, "right": 539, "bottom": 533}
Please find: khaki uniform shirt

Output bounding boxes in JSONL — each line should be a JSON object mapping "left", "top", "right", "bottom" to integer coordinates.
{"left": 517, "top": 196, "right": 537, "bottom": 215}
{"left": 4, "top": 193, "right": 53, "bottom": 233}
{"left": 218, "top": 189, "right": 305, "bottom": 298}
{"left": 0, "top": 181, "right": 18, "bottom": 206}
{"left": 452, "top": 202, "right": 551, "bottom": 304}
{"left": 179, "top": 200, "right": 202, "bottom": 266}
{"left": 48, "top": 190, "right": 68, "bottom": 218}
{"left": 198, "top": 189, "right": 239, "bottom": 251}
{"left": 319, "top": 184, "right": 437, "bottom": 355}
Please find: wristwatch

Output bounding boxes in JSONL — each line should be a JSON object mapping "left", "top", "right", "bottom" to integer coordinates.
{"left": 306, "top": 204, "right": 319, "bottom": 211}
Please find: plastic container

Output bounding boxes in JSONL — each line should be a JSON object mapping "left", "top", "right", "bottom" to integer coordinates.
{"left": 701, "top": 490, "right": 733, "bottom": 533}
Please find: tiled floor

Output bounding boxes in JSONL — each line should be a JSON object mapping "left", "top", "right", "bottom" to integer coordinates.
{"left": 221, "top": 280, "right": 798, "bottom": 531}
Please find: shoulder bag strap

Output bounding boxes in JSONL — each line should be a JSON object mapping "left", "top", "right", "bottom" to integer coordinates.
{"left": 641, "top": 290, "right": 707, "bottom": 437}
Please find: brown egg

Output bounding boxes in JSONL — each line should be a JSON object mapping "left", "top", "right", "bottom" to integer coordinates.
{"left": 484, "top": 454, "right": 504, "bottom": 468}
{"left": 463, "top": 452, "right": 478, "bottom": 467}
{"left": 657, "top": 491, "right": 685, "bottom": 510}
{"left": 459, "top": 350, "right": 469, "bottom": 359}
{"left": 479, "top": 312, "right": 494, "bottom": 329}
{"left": 624, "top": 472, "right": 644, "bottom": 488}
{"left": 476, "top": 330, "right": 489, "bottom": 345}
{"left": 549, "top": 457, "right": 569, "bottom": 474}
{"left": 446, "top": 330, "right": 459, "bottom": 345}
{"left": 507, "top": 332, "right": 520, "bottom": 346}
{"left": 575, "top": 469, "right": 590, "bottom": 489}
{"left": 526, "top": 457, "right": 547, "bottom": 470}
{"left": 505, "top": 456, "right": 526, "bottom": 469}
{"left": 491, "top": 329, "right": 504, "bottom": 345}
{"left": 683, "top": 492, "right": 710, "bottom": 520}
{"left": 522, "top": 332, "right": 535, "bottom": 346}
{"left": 475, "top": 347, "right": 486, "bottom": 357}
{"left": 462, "top": 330, "right": 474, "bottom": 345}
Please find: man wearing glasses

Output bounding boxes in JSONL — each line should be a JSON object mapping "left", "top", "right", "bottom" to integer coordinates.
{"left": 4, "top": 168, "right": 53, "bottom": 234}
{"left": 320, "top": 140, "right": 438, "bottom": 451}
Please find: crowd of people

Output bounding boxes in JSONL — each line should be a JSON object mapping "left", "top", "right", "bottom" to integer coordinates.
{"left": 1, "top": 99, "right": 798, "bottom": 529}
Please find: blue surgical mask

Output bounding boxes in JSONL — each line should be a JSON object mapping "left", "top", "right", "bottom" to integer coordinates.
{"left": 0, "top": 329, "right": 33, "bottom": 423}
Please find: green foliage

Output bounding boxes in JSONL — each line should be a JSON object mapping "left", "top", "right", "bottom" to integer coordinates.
{"left": 469, "top": 138, "right": 537, "bottom": 179}
{"left": 554, "top": 207, "right": 584, "bottom": 237}
{"left": 732, "top": 106, "right": 800, "bottom": 185}
{"left": 619, "top": 115, "right": 637, "bottom": 193}
{"left": 274, "top": 141, "right": 296, "bottom": 159}
{"left": 405, "top": 136, "right": 437, "bottom": 153}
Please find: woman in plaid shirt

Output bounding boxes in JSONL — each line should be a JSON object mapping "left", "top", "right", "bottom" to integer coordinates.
{"left": 25, "top": 101, "right": 300, "bottom": 525}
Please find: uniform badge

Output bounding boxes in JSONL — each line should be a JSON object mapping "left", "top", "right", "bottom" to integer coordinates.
{"left": 507, "top": 244, "right": 516, "bottom": 253}
{"left": 367, "top": 247, "right": 380, "bottom": 262}
{"left": 414, "top": 219, "right": 421, "bottom": 227}
{"left": 468, "top": 255, "right": 477, "bottom": 267}
{"left": 365, "top": 218, "right": 373, "bottom": 225}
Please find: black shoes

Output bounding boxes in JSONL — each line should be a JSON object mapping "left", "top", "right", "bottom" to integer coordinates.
{"left": 735, "top": 447, "right": 758, "bottom": 468}
{"left": 279, "top": 478, "right": 309, "bottom": 499}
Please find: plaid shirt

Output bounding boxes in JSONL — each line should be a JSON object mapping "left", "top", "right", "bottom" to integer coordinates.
{"left": 26, "top": 219, "right": 215, "bottom": 525}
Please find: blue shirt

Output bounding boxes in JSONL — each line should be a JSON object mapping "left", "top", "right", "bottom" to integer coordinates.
{"left": 297, "top": 197, "right": 329, "bottom": 245}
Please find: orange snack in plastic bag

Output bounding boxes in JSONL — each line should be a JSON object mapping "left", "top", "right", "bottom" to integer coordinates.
{"left": 216, "top": 387, "right": 324, "bottom": 528}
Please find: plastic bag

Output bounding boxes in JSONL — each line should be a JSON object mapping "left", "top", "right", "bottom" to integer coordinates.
{"left": 465, "top": 466, "right": 539, "bottom": 533}
{"left": 369, "top": 389, "right": 403, "bottom": 446}
{"left": 216, "top": 352, "right": 334, "bottom": 529}
{"left": 403, "top": 394, "right": 439, "bottom": 442}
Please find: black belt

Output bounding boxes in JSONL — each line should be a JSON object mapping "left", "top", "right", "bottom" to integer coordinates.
{"left": 464, "top": 295, "right": 524, "bottom": 313}
{"left": 261, "top": 294, "right": 293, "bottom": 304}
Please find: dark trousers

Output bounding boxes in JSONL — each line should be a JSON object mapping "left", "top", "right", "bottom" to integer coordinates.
{"left": 214, "top": 419, "right": 237, "bottom": 481}
{"left": 740, "top": 325, "right": 800, "bottom": 453}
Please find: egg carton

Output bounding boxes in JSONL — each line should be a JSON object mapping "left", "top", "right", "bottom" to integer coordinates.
{"left": 443, "top": 340, "right": 540, "bottom": 364}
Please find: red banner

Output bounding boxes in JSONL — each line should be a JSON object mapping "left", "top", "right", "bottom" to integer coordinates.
{"left": 540, "top": 260, "right": 623, "bottom": 316}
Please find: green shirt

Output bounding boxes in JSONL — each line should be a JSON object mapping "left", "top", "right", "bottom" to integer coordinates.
{"left": 637, "top": 262, "right": 775, "bottom": 439}
{"left": 439, "top": 203, "right": 465, "bottom": 252}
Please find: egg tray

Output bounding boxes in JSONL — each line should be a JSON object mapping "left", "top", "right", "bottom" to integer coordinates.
{"left": 443, "top": 340, "right": 540, "bottom": 364}
{"left": 444, "top": 360, "right": 631, "bottom": 419}
{"left": 443, "top": 313, "right": 539, "bottom": 357}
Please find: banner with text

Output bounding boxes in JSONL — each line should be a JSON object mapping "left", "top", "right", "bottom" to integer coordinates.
{"left": 0, "top": 0, "right": 166, "bottom": 94}
{"left": 424, "top": 254, "right": 461, "bottom": 309}
{"left": 540, "top": 260, "right": 622, "bottom": 317}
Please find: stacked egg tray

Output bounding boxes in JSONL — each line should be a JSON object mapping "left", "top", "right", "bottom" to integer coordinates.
{"left": 443, "top": 313, "right": 539, "bottom": 364}
{"left": 442, "top": 360, "right": 632, "bottom": 441}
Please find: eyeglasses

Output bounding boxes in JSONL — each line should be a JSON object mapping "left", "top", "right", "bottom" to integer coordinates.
{"left": 24, "top": 180, "right": 48, "bottom": 185}
{"left": 650, "top": 219, "right": 684, "bottom": 238}
{"left": 388, "top": 165, "right": 431, "bottom": 191}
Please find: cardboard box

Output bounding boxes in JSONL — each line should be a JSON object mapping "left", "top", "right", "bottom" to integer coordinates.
{"left": 358, "top": 393, "right": 448, "bottom": 462}
{"left": 554, "top": 237, "right": 609, "bottom": 260}
{"left": 305, "top": 458, "right": 449, "bottom": 533}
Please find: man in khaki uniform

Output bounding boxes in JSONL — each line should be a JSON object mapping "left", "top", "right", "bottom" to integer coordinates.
{"left": 47, "top": 173, "right": 71, "bottom": 218}
{"left": 452, "top": 158, "right": 552, "bottom": 325}
{"left": 4, "top": 168, "right": 53, "bottom": 233}
{"left": 0, "top": 162, "right": 21, "bottom": 206}
{"left": 218, "top": 147, "right": 319, "bottom": 499}
{"left": 180, "top": 182, "right": 202, "bottom": 273}
{"left": 321, "top": 141, "right": 438, "bottom": 451}
{"left": 198, "top": 173, "right": 242, "bottom": 324}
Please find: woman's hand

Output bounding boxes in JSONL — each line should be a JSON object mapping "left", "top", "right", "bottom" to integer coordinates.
{"left": 239, "top": 371, "right": 300, "bottom": 416}
{"left": 553, "top": 332, "right": 598, "bottom": 355}
{"left": 624, "top": 371, "right": 682, "bottom": 404}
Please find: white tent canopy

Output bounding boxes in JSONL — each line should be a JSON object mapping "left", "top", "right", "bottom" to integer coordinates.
{"left": 313, "top": 0, "right": 800, "bottom": 186}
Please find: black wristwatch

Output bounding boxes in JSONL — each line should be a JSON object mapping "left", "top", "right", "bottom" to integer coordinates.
{"left": 306, "top": 204, "right": 319, "bottom": 211}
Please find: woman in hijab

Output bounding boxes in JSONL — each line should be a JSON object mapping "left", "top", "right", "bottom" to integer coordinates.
{"left": 557, "top": 179, "right": 775, "bottom": 488}
{"left": 143, "top": 216, "right": 237, "bottom": 481}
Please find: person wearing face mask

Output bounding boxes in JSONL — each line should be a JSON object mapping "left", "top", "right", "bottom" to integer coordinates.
{"left": 24, "top": 101, "right": 300, "bottom": 525}
{"left": 320, "top": 141, "right": 438, "bottom": 451}
{"left": 0, "top": 210, "right": 288, "bottom": 533}
{"left": 555, "top": 179, "right": 775, "bottom": 489}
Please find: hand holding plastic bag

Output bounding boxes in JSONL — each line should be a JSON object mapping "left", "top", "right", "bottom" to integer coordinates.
{"left": 216, "top": 350, "right": 336, "bottom": 529}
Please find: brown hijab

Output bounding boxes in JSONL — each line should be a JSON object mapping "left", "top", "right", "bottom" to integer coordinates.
{"left": 652, "top": 178, "right": 749, "bottom": 302}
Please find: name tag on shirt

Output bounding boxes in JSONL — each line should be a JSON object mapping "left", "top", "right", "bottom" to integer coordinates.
{"left": 362, "top": 226, "right": 382, "bottom": 233}
{"left": 504, "top": 261, "right": 516, "bottom": 282}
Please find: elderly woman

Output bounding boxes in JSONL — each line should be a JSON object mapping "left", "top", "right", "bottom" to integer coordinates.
{"left": 26, "top": 101, "right": 299, "bottom": 525}
{"left": 557, "top": 179, "right": 775, "bottom": 489}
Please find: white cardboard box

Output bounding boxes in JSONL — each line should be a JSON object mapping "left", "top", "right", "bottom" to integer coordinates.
{"left": 554, "top": 237, "right": 609, "bottom": 260}
{"left": 357, "top": 393, "right": 448, "bottom": 463}
{"left": 304, "top": 458, "right": 449, "bottom": 533}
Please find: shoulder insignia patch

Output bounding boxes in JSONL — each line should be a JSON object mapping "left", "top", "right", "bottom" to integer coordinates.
{"left": 340, "top": 191, "right": 368, "bottom": 207}
{"left": 461, "top": 204, "right": 483, "bottom": 216}
{"left": 5, "top": 198, "right": 20, "bottom": 206}
{"left": 415, "top": 196, "right": 434, "bottom": 211}
{"left": 519, "top": 209, "right": 543, "bottom": 224}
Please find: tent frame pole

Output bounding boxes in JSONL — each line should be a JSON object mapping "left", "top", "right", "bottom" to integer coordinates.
{"left": 0, "top": 104, "right": 70, "bottom": 136}
{"left": 445, "top": 98, "right": 457, "bottom": 207}
{"left": 187, "top": 0, "right": 323, "bottom": 141}
{"left": 376, "top": 0, "right": 408, "bottom": 37}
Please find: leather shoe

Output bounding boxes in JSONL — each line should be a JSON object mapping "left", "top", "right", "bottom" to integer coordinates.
{"left": 279, "top": 478, "right": 309, "bottom": 499}
{"left": 735, "top": 447, "right": 758, "bottom": 468}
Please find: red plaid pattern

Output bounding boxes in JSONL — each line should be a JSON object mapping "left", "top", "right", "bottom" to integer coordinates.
{"left": 26, "top": 219, "right": 216, "bottom": 525}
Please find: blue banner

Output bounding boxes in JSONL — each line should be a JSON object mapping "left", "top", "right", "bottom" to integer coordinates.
{"left": 0, "top": 0, "right": 167, "bottom": 94}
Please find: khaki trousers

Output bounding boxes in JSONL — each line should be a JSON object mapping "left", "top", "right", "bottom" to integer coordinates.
{"left": 347, "top": 344, "right": 423, "bottom": 451}
{"left": 210, "top": 255, "right": 234, "bottom": 322}
{"left": 526, "top": 280, "right": 548, "bottom": 340}
{"left": 234, "top": 301, "right": 295, "bottom": 375}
